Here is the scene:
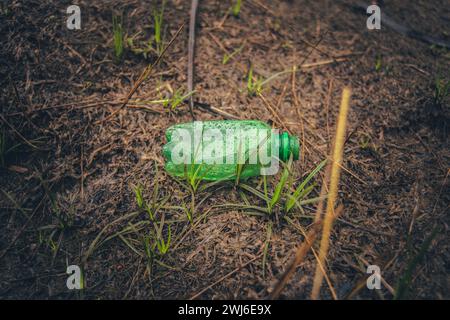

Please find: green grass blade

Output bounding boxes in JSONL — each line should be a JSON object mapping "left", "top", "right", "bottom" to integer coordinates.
{"left": 269, "top": 156, "right": 292, "bottom": 209}
{"left": 240, "top": 183, "right": 270, "bottom": 202}
{"left": 285, "top": 159, "right": 326, "bottom": 212}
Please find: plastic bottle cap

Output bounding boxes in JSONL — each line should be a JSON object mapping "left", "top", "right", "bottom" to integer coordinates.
{"left": 279, "top": 132, "right": 300, "bottom": 161}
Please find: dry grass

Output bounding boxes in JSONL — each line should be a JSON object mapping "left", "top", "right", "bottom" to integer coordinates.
{"left": 311, "top": 87, "right": 351, "bottom": 299}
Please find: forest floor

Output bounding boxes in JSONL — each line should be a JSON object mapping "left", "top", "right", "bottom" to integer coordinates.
{"left": 0, "top": 0, "right": 449, "bottom": 299}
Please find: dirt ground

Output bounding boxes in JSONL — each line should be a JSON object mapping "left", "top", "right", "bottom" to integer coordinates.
{"left": 0, "top": 0, "right": 449, "bottom": 299}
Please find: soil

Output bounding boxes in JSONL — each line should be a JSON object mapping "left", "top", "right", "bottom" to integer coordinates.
{"left": 0, "top": 0, "right": 449, "bottom": 299}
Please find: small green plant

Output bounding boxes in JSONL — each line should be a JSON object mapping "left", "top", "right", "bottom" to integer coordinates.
{"left": 231, "top": 0, "right": 242, "bottom": 17}
{"left": 181, "top": 200, "right": 194, "bottom": 224}
{"left": 222, "top": 157, "right": 325, "bottom": 217}
{"left": 47, "top": 237, "right": 58, "bottom": 255}
{"left": 153, "top": 0, "right": 166, "bottom": 55}
{"left": 133, "top": 166, "right": 168, "bottom": 221}
{"left": 108, "top": 168, "right": 174, "bottom": 277}
{"left": 155, "top": 222, "right": 171, "bottom": 255}
{"left": 184, "top": 163, "right": 213, "bottom": 194}
{"left": 237, "top": 156, "right": 293, "bottom": 215}
{"left": 375, "top": 54, "right": 382, "bottom": 72}
{"left": 124, "top": 89, "right": 194, "bottom": 110}
{"left": 0, "top": 2, "right": 10, "bottom": 16}
{"left": 33, "top": 177, "right": 75, "bottom": 261}
{"left": 247, "top": 65, "right": 264, "bottom": 96}
{"left": 358, "top": 133, "right": 372, "bottom": 150}
{"left": 434, "top": 76, "right": 450, "bottom": 107}
{"left": 112, "top": 14, "right": 124, "bottom": 61}
{"left": 134, "top": 184, "right": 154, "bottom": 220}
{"left": 143, "top": 234, "right": 156, "bottom": 262}
{"left": 127, "top": 33, "right": 153, "bottom": 59}
{"left": 134, "top": 184, "right": 145, "bottom": 209}
{"left": 284, "top": 159, "right": 327, "bottom": 213}
{"left": 181, "top": 138, "right": 212, "bottom": 194}
{"left": 163, "top": 89, "right": 195, "bottom": 110}
{"left": 125, "top": 0, "right": 166, "bottom": 60}
{"left": 266, "top": 156, "right": 293, "bottom": 213}
{"left": 222, "top": 44, "right": 244, "bottom": 65}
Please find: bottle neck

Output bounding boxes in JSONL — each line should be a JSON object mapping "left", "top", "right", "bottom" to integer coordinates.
{"left": 278, "top": 132, "right": 300, "bottom": 161}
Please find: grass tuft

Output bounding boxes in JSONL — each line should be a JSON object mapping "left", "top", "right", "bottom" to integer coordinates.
{"left": 222, "top": 44, "right": 244, "bottom": 65}
{"left": 247, "top": 64, "right": 264, "bottom": 96}
{"left": 153, "top": 0, "right": 166, "bottom": 55}
{"left": 285, "top": 159, "right": 327, "bottom": 213}
{"left": 434, "top": 76, "right": 450, "bottom": 107}
{"left": 112, "top": 14, "right": 124, "bottom": 62}
{"left": 231, "top": 0, "right": 242, "bottom": 17}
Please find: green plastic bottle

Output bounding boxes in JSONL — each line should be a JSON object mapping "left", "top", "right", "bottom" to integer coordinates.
{"left": 163, "top": 120, "right": 299, "bottom": 181}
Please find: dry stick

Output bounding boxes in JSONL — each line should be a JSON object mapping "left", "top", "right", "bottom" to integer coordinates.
{"left": 96, "top": 23, "right": 185, "bottom": 124}
{"left": 311, "top": 87, "right": 351, "bottom": 299}
{"left": 258, "top": 93, "right": 291, "bottom": 133}
{"left": 195, "top": 102, "right": 241, "bottom": 120}
{"left": 187, "top": 0, "right": 199, "bottom": 120}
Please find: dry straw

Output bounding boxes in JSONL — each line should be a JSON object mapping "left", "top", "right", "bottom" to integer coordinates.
{"left": 310, "top": 87, "right": 352, "bottom": 299}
